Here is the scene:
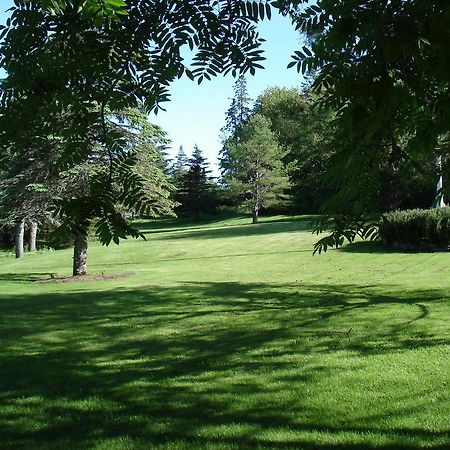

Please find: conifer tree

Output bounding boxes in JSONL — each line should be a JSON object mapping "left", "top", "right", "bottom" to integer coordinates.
{"left": 225, "top": 114, "right": 289, "bottom": 224}
{"left": 222, "top": 76, "right": 252, "bottom": 139}
{"left": 220, "top": 76, "right": 253, "bottom": 177}
{"left": 177, "top": 146, "right": 214, "bottom": 220}
{"left": 171, "top": 146, "right": 189, "bottom": 185}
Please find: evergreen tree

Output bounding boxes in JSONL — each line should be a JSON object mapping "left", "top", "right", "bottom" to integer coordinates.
{"left": 177, "top": 146, "right": 214, "bottom": 220}
{"left": 255, "top": 86, "right": 335, "bottom": 213}
{"left": 171, "top": 145, "right": 189, "bottom": 185}
{"left": 224, "top": 114, "right": 290, "bottom": 224}
{"left": 0, "top": 139, "right": 64, "bottom": 258}
{"left": 222, "top": 75, "right": 252, "bottom": 139}
{"left": 220, "top": 76, "right": 253, "bottom": 177}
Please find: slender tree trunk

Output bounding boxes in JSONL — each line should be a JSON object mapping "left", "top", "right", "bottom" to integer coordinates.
{"left": 252, "top": 203, "right": 259, "bottom": 224}
{"left": 436, "top": 155, "right": 446, "bottom": 207}
{"left": 15, "top": 219, "right": 25, "bottom": 259}
{"left": 73, "top": 232, "right": 88, "bottom": 276}
{"left": 29, "top": 220, "right": 38, "bottom": 252}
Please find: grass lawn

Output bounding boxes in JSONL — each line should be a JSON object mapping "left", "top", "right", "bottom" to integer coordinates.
{"left": 0, "top": 215, "right": 449, "bottom": 449}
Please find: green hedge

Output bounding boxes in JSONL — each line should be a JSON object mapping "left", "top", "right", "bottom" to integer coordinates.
{"left": 379, "top": 207, "right": 450, "bottom": 250}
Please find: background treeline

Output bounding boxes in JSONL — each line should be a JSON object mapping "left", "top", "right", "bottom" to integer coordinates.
{"left": 169, "top": 76, "right": 438, "bottom": 224}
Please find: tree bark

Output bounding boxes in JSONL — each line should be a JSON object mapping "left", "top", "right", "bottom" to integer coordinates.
{"left": 436, "top": 155, "right": 446, "bottom": 207}
{"left": 15, "top": 219, "right": 25, "bottom": 259}
{"left": 252, "top": 204, "right": 259, "bottom": 224}
{"left": 73, "top": 232, "right": 88, "bottom": 276}
{"left": 29, "top": 220, "right": 38, "bottom": 252}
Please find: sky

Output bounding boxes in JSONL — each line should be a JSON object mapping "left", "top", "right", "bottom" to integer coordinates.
{"left": 0, "top": 2, "right": 305, "bottom": 174}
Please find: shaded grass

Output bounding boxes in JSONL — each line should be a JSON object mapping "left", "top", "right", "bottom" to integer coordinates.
{"left": 0, "top": 215, "right": 449, "bottom": 449}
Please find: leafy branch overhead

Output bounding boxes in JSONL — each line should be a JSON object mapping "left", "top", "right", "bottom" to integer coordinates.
{"left": 0, "top": 1, "right": 276, "bottom": 248}
{"left": 279, "top": 0, "right": 450, "bottom": 250}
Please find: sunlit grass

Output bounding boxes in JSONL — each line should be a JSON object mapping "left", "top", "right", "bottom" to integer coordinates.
{"left": 0, "top": 215, "right": 449, "bottom": 449}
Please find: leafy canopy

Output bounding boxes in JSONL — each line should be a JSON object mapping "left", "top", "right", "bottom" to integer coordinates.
{"left": 279, "top": 0, "right": 450, "bottom": 251}
{"left": 0, "top": 0, "right": 275, "bottom": 244}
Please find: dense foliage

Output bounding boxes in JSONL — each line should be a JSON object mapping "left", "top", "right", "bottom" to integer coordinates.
{"left": 379, "top": 207, "right": 450, "bottom": 250}
{"left": 176, "top": 146, "right": 216, "bottom": 219}
{"left": 222, "top": 114, "right": 289, "bottom": 223}
{"left": 278, "top": 0, "right": 450, "bottom": 249}
{"left": 254, "top": 87, "right": 334, "bottom": 213}
{"left": 0, "top": 0, "right": 274, "bottom": 271}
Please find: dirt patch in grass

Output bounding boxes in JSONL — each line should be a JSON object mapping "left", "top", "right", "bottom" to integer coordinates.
{"left": 35, "top": 272, "right": 134, "bottom": 284}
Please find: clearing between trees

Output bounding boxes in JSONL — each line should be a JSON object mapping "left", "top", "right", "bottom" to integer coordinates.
{"left": 0, "top": 215, "right": 448, "bottom": 449}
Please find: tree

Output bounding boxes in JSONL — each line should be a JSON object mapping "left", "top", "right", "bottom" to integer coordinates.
{"left": 279, "top": 0, "right": 450, "bottom": 251}
{"left": 0, "top": 0, "right": 273, "bottom": 269}
{"left": 177, "top": 145, "right": 215, "bottom": 220}
{"left": 222, "top": 75, "right": 253, "bottom": 139}
{"left": 224, "top": 114, "right": 289, "bottom": 223}
{"left": 0, "top": 139, "right": 64, "bottom": 258}
{"left": 220, "top": 75, "right": 253, "bottom": 177}
{"left": 52, "top": 108, "right": 176, "bottom": 276}
{"left": 170, "top": 145, "right": 189, "bottom": 186}
{"left": 255, "top": 86, "right": 335, "bottom": 213}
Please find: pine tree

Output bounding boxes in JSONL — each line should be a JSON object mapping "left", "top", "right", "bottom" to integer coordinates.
{"left": 177, "top": 146, "right": 214, "bottom": 220}
{"left": 222, "top": 75, "right": 252, "bottom": 138}
{"left": 225, "top": 114, "right": 290, "bottom": 224}
{"left": 171, "top": 145, "right": 189, "bottom": 185}
{"left": 220, "top": 76, "right": 253, "bottom": 178}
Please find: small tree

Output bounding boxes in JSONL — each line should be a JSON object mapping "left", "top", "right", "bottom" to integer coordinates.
{"left": 171, "top": 145, "right": 189, "bottom": 186}
{"left": 177, "top": 146, "right": 214, "bottom": 220}
{"left": 225, "top": 114, "right": 289, "bottom": 223}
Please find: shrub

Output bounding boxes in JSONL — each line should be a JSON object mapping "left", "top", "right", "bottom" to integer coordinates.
{"left": 379, "top": 207, "right": 450, "bottom": 250}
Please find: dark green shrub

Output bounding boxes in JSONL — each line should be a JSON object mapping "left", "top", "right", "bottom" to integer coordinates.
{"left": 379, "top": 208, "right": 450, "bottom": 250}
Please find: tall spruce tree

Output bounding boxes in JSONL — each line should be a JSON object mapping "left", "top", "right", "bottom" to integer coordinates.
{"left": 220, "top": 76, "right": 253, "bottom": 177}
{"left": 171, "top": 145, "right": 189, "bottom": 185}
{"left": 224, "top": 114, "right": 290, "bottom": 224}
{"left": 255, "top": 86, "right": 335, "bottom": 213}
{"left": 177, "top": 146, "right": 214, "bottom": 220}
{"left": 222, "top": 75, "right": 252, "bottom": 139}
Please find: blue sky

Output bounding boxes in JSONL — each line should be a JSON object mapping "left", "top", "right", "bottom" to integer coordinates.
{"left": 0, "top": 2, "right": 304, "bottom": 173}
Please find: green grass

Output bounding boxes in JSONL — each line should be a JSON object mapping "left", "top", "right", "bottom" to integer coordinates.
{"left": 0, "top": 215, "right": 449, "bottom": 449}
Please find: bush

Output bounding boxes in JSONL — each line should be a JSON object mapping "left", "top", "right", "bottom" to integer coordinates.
{"left": 379, "top": 207, "right": 450, "bottom": 250}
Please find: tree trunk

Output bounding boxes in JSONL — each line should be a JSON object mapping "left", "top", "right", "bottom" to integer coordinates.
{"left": 73, "top": 232, "right": 88, "bottom": 276}
{"left": 436, "top": 155, "right": 446, "bottom": 207}
{"left": 29, "top": 220, "right": 38, "bottom": 252}
{"left": 15, "top": 219, "right": 25, "bottom": 259}
{"left": 252, "top": 204, "right": 259, "bottom": 224}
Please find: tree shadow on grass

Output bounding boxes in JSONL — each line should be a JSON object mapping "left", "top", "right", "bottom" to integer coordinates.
{"left": 136, "top": 215, "right": 315, "bottom": 236}
{"left": 340, "top": 240, "right": 450, "bottom": 255}
{"left": 0, "top": 272, "right": 57, "bottom": 283}
{"left": 150, "top": 220, "right": 314, "bottom": 241}
{"left": 0, "top": 281, "right": 448, "bottom": 449}
{"left": 338, "top": 241, "right": 394, "bottom": 254}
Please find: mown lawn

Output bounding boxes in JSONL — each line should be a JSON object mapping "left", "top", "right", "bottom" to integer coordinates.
{"left": 0, "top": 215, "right": 449, "bottom": 449}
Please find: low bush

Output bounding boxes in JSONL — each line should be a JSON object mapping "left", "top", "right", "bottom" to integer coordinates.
{"left": 379, "top": 207, "right": 450, "bottom": 250}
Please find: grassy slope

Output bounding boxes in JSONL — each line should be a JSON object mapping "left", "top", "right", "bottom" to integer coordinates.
{"left": 0, "top": 215, "right": 448, "bottom": 450}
